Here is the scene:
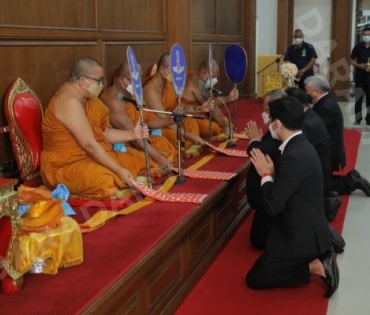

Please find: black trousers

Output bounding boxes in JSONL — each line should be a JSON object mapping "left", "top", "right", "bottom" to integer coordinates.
{"left": 250, "top": 210, "right": 271, "bottom": 250}
{"left": 331, "top": 173, "right": 355, "bottom": 195}
{"left": 354, "top": 74, "right": 370, "bottom": 123}
{"left": 246, "top": 252, "right": 315, "bottom": 289}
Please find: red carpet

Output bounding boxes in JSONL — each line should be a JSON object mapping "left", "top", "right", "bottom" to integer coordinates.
{"left": 0, "top": 98, "right": 257, "bottom": 314}
{"left": 175, "top": 126, "right": 362, "bottom": 314}
{"left": 0, "top": 98, "right": 360, "bottom": 314}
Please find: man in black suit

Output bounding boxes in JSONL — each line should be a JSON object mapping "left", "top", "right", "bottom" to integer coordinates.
{"left": 246, "top": 96, "right": 339, "bottom": 298}
{"left": 244, "top": 89, "right": 284, "bottom": 249}
{"left": 285, "top": 87, "right": 341, "bottom": 221}
{"left": 304, "top": 76, "right": 370, "bottom": 197}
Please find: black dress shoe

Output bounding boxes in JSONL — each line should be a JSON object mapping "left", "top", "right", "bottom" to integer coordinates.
{"left": 324, "top": 196, "right": 342, "bottom": 222}
{"left": 320, "top": 247, "right": 339, "bottom": 298}
{"left": 348, "top": 169, "right": 370, "bottom": 197}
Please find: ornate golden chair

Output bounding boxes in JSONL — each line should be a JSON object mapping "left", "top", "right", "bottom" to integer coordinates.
{"left": 0, "top": 178, "right": 23, "bottom": 294}
{"left": 4, "top": 77, "right": 136, "bottom": 209}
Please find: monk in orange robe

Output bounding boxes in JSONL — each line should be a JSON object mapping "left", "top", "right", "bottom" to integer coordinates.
{"left": 143, "top": 53, "right": 205, "bottom": 158}
{"left": 101, "top": 61, "right": 178, "bottom": 169}
{"left": 181, "top": 59, "right": 239, "bottom": 141}
{"left": 41, "top": 57, "right": 156, "bottom": 199}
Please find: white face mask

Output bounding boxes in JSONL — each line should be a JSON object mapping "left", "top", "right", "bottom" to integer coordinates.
{"left": 204, "top": 77, "right": 218, "bottom": 89}
{"left": 268, "top": 122, "right": 279, "bottom": 140}
{"left": 363, "top": 35, "right": 370, "bottom": 43}
{"left": 261, "top": 111, "right": 270, "bottom": 125}
{"left": 294, "top": 38, "right": 303, "bottom": 45}
{"left": 126, "top": 83, "right": 134, "bottom": 95}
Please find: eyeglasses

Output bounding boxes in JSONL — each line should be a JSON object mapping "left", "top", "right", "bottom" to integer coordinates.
{"left": 82, "top": 76, "right": 105, "bottom": 85}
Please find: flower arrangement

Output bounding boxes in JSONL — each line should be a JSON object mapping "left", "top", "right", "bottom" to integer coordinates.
{"left": 280, "top": 62, "right": 298, "bottom": 87}
{"left": 280, "top": 62, "right": 298, "bottom": 78}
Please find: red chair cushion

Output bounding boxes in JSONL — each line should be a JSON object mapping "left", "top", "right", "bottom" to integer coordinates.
{"left": 4, "top": 78, "right": 43, "bottom": 186}
{"left": 13, "top": 92, "right": 43, "bottom": 172}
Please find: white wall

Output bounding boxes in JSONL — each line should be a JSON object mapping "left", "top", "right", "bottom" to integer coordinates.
{"left": 293, "top": 0, "right": 332, "bottom": 78}
{"left": 256, "top": 0, "right": 278, "bottom": 55}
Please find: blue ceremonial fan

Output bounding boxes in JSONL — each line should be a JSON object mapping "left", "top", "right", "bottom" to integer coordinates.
{"left": 224, "top": 44, "right": 248, "bottom": 84}
{"left": 127, "top": 46, "right": 143, "bottom": 108}
{"left": 170, "top": 44, "right": 186, "bottom": 99}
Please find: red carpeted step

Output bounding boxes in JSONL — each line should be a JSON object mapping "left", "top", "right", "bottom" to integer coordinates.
{"left": 176, "top": 128, "right": 361, "bottom": 315}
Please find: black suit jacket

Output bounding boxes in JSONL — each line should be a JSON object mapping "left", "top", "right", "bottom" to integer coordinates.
{"left": 302, "top": 108, "right": 332, "bottom": 196}
{"left": 261, "top": 134, "right": 330, "bottom": 259}
{"left": 313, "top": 94, "right": 346, "bottom": 171}
{"left": 246, "top": 131, "right": 281, "bottom": 211}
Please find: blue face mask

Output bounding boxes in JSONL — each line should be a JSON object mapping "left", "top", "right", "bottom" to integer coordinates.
{"left": 363, "top": 35, "right": 370, "bottom": 43}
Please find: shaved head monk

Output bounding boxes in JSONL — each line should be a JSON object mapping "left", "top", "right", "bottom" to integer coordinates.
{"left": 41, "top": 57, "right": 156, "bottom": 199}
{"left": 101, "top": 61, "right": 178, "bottom": 171}
{"left": 182, "top": 59, "right": 239, "bottom": 141}
{"left": 143, "top": 53, "right": 205, "bottom": 158}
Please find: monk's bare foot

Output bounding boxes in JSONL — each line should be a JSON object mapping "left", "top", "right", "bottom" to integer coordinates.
{"left": 211, "top": 133, "right": 229, "bottom": 143}
{"left": 184, "top": 144, "right": 204, "bottom": 158}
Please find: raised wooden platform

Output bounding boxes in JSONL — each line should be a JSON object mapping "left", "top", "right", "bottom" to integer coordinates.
{"left": 0, "top": 160, "right": 250, "bottom": 315}
{"left": 83, "top": 162, "right": 250, "bottom": 314}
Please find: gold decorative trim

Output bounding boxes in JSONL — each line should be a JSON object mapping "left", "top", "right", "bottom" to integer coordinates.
{"left": 5, "top": 78, "right": 43, "bottom": 183}
{"left": 0, "top": 179, "right": 22, "bottom": 280}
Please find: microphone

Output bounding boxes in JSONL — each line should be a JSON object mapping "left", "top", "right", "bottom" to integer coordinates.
{"left": 172, "top": 111, "right": 205, "bottom": 120}
{"left": 208, "top": 87, "right": 225, "bottom": 96}
{"left": 116, "top": 92, "right": 138, "bottom": 107}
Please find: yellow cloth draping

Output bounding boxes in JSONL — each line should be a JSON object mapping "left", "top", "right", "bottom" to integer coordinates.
{"left": 14, "top": 217, "right": 83, "bottom": 275}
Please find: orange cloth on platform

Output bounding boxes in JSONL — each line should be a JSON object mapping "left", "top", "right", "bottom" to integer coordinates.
{"left": 41, "top": 96, "right": 154, "bottom": 199}
{"left": 161, "top": 81, "right": 200, "bottom": 148}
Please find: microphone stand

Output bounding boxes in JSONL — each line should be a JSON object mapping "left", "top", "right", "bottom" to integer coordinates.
{"left": 216, "top": 95, "right": 236, "bottom": 147}
{"left": 140, "top": 107, "right": 204, "bottom": 185}
{"left": 212, "top": 89, "right": 236, "bottom": 147}
{"left": 256, "top": 56, "right": 283, "bottom": 75}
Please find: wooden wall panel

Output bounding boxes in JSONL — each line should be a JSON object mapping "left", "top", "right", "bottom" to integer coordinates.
{"left": 0, "top": 43, "right": 98, "bottom": 164}
{"left": 219, "top": 0, "right": 243, "bottom": 35}
{"left": 0, "top": 0, "right": 257, "bottom": 166}
{"left": 104, "top": 42, "right": 166, "bottom": 84}
{"left": 191, "top": 0, "right": 253, "bottom": 96}
{"left": 99, "top": 0, "right": 166, "bottom": 32}
{"left": 0, "top": 43, "right": 99, "bottom": 112}
{"left": 192, "top": 0, "right": 217, "bottom": 35}
{"left": 0, "top": 0, "right": 97, "bottom": 29}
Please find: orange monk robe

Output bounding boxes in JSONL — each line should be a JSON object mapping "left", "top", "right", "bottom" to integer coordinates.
{"left": 41, "top": 97, "right": 157, "bottom": 199}
{"left": 162, "top": 81, "right": 201, "bottom": 148}
{"left": 180, "top": 97, "right": 224, "bottom": 138}
{"left": 124, "top": 102, "right": 178, "bottom": 165}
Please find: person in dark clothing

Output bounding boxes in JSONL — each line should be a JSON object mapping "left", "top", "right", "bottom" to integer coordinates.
{"left": 350, "top": 27, "right": 370, "bottom": 125}
{"left": 284, "top": 29, "right": 317, "bottom": 90}
{"left": 285, "top": 87, "right": 341, "bottom": 221}
{"left": 246, "top": 96, "right": 339, "bottom": 298}
{"left": 245, "top": 89, "right": 284, "bottom": 249}
{"left": 304, "top": 75, "right": 370, "bottom": 197}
